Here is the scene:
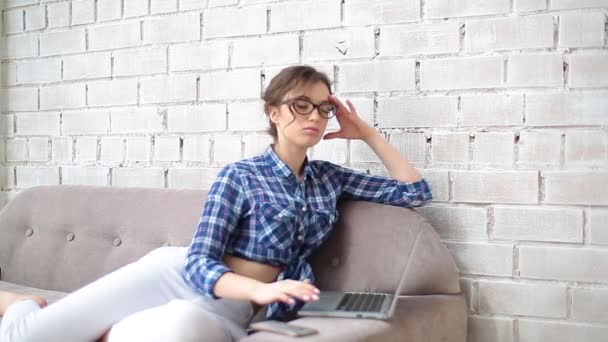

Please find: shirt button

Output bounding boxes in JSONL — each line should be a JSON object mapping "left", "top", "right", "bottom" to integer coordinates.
{"left": 302, "top": 207, "right": 307, "bottom": 212}
{"left": 297, "top": 235, "right": 304, "bottom": 241}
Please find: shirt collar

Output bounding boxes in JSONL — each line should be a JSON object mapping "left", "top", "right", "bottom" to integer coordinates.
{"left": 262, "top": 145, "right": 314, "bottom": 182}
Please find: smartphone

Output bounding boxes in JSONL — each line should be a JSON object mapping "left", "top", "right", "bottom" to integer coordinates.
{"left": 249, "top": 320, "right": 319, "bottom": 337}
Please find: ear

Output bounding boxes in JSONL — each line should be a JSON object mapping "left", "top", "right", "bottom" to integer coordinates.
{"left": 268, "top": 105, "right": 280, "bottom": 124}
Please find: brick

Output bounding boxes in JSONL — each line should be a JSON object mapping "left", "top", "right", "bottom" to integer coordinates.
{"left": 350, "top": 139, "right": 380, "bottom": 163}
{"left": 169, "top": 41, "right": 228, "bottom": 71}
{"left": 462, "top": 94, "right": 523, "bottom": 127}
{"left": 520, "top": 246, "right": 608, "bottom": 282}
{"left": 143, "top": 13, "right": 200, "bottom": 44}
{"left": 589, "top": 208, "right": 608, "bottom": 246}
{"left": 551, "top": 0, "right": 608, "bottom": 9}
{"left": 243, "top": 134, "right": 273, "bottom": 158}
{"left": 97, "top": 0, "right": 122, "bottom": 22}
{"left": 5, "top": 0, "right": 38, "bottom": 8}
{"left": 416, "top": 206, "right": 487, "bottom": 241}
{"left": 420, "top": 56, "right": 503, "bottom": 90}
{"left": 7, "top": 138, "right": 27, "bottom": 161}
{"left": 63, "top": 52, "right": 112, "bottom": 80}
{"left": 17, "top": 58, "right": 62, "bottom": 84}
{"left": 40, "top": 29, "right": 86, "bottom": 56}
{"left": 478, "top": 281, "right": 567, "bottom": 318}
{"left": 100, "top": 137, "right": 124, "bottom": 162}
{"left": 168, "top": 168, "right": 220, "bottom": 190}
{"left": 344, "top": 0, "right": 419, "bottom": 25}
{"left": 62, "top": 167, "right": 109, "bottom": 186}
{"left": 111, "top": 107, "right": 163, "bottom": 134}
{"left": 88, "top": 79, "right": 138, "bottom": 107}
{"left": 520, "top": 320, "right": 608, "bottom": 342}
{"left": 71, "top": 0, "right": 95, "bottom": 25}
{"left": 3, "top": 9, "right": 23, "bottom": 34}
{"left": 154, "top": 136, "right": 180, "bottom": 162}
{"left": 126, "top": 137, "right": 151, "bottom": 162}
{"left": 379, "top": 22, "right": 459, "bottom": 56}
{"left": 63, "top": 110, "right": 110, "bottom": 135}
{"left": 150, "top": 0, "right": 177, "bottom": 14}
{"left": 572, "top": 287, "right": 608, "bottom": 322}
{"left": 0, "top": 87, "right": 38, "bottom": 112}
{"left": 124, "top": 0, "right": 148, "bottom": 18}
{"left": 493, "top": 206, "right": 582, "bottom": 243}
{"left": 516, "top": 0, "right": 547, "bottom": 12}
{"left": 0, "top": 34, "right": 38, "bottom": 59}
{"left": 565, "top": 130, "right": 608, "bottom": 164}
{"left": 389, "top": 132, "right": 426, "bottom": 166}
{"left": 75, "top": 137, "right": 97, "bottom": 161}
{"left": 465, "top": 15, "right": 553, "bottom": 52}
{"left": 25, "top": 6, "right": 45, "bottom": 31}
{"left": 114, "top": 47, "right": 167, "bottom": 76}
{"left": 507, "top": 54, "right": 563, "bottom": 87}
{"left": 453, "top": 171, "right": 539, "bottom": 204}
{"left": 200, "top": 69, "right": 261, "bottom": 100}
{"left": 203, "top": 5, "right": 266, "bottom": 38}
{"left": 543, "top": 171, "right": 608, "bottom": 205}
{"left": 559, "top": 12, "right": 605, "bottom": 48}
{"left": 2, "top": 63, "right": 17, "bottom": 86}
{"left": 179, "top": 0, "right": 206, "bottom": 11}
{"left": 141, "top": 75, "right": 197, "bottom": 104}
{"left": 89, "top": 22, "right": 141, "bottom": 51}
{"left": 213, "top": 135, "right": 242, "bottom": 163}
{"left": 16, "top": 112, "right": 60, "bottom": 136}
{"left": 40, "top": 84, "right": 87, "bottom": 110}
{"left": 234, "top": 34, "right": 300, "bottom": 67}
{"left": 339, "top": 60, "right": 416, "bottom": 93}
{"left": 47, "top": 2, "right": 70, "bottom": 28}
{"left": 517, "top": 131, "right": 562, "bottom": 165}
{"left": 445, "top": 242, "right": 513, "bottom": 276}
{"left": 431, "top": 132, "right": 468, "bottom": 164}
{"left": 0, "top": 167, "right": 16, "bottom": 190}
{"left": 182, "top": 135, "right": 210, "bottom": 162}
{"left": 51, "top": 137, "right": 72, "bottom": 162}
{"left": 271, "top": 0, "right": 340, "bottom": 33}
{"left": 303, "top": 27, "right": 375, "bottom": 62}
{"left": 16, "top": 167, "right": 59, "bottom": 188}
{"left": 228, "top": 101, "right": 267, "bottom": 132}
{"left": 29, "top": 137, "right": 49, "bottom": 161}
{"left": 568, "top": 53, "right": 608, "bottom": 88}
{"left": 168, "top": 104, "right": 226, "bottom": 133}
{"left": 468, "top": 317, "right": 513, "bottom": 342}
{"left": 473, "top": 132, "right": 514, "bottom": 165}
{"left": 0, "top": 115, "right": 15, "bottom": 138}
{"left": 378, "top": 96, "right": 457, "bottom": 128}
{"left": 526, "top": 92, "right": 608, "bottom": 126}
{"left": 426, "top": 0, "right": 510, "bottom": 18}
{"left": 312, "top": 138, "right": 347, "bottom": 164}
{"left": 421, "top": 170, "right": 449, "bottom": 202}
{"left": 112, "top": 168, "right": 165, "bottom": 188}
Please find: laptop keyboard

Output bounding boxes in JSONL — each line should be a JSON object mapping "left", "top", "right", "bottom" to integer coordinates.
{"left": 335, "top": 293, "right": 388, "bottom": 312}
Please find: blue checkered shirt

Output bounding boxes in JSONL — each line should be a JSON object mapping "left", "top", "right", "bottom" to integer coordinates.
{"left": 182, "top": 146, "right": 432, "bottom": 320}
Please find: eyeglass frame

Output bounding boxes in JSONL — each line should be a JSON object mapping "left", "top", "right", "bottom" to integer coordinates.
{"left": 279, "top": 97, "right": 337, "bottom": 119}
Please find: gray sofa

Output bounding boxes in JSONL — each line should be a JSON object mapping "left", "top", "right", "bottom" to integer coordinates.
{"left": 0, "top": 185, "right": 467, "bottom": 341}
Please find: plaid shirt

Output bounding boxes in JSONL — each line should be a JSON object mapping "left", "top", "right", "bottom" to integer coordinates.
{"left": 182, "top": 146, "right": 433, "bottom": 320}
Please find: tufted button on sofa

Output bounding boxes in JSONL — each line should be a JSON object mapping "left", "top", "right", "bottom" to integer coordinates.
{"left": 0, "top": 185, "right": 467, "bottom": 341}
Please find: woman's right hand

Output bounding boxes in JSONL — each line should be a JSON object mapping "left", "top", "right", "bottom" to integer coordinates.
{"left": 250, "top": 279, "right": 320, "bottom": 306}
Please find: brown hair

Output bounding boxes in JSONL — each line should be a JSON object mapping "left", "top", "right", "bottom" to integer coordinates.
{"left": 262, "top": 65, "right": 333, "bottom": 140}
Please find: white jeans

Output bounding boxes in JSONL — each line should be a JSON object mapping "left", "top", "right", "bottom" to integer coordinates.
{"left": 0, "top": 247, "right": 255, "bottom": 342}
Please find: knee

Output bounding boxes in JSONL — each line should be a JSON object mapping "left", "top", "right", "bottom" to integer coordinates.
{"left": 163, "top": 300, "right": 230, "bottom": 342}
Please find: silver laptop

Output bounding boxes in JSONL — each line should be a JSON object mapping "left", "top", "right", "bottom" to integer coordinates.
{"left": 298, "top": 259, "right": 408, "bottom": 320}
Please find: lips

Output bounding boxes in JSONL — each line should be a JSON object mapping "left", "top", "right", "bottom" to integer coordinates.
{"left": 303, "top": 127, "right": 320, "bottom": 134}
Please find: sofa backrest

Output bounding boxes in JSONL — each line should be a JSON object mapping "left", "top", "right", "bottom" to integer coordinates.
{"left": 0, "top": 185, "right": 460, "bottom": 295}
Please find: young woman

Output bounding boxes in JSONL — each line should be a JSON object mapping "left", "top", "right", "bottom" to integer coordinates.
{"left": 0, "top": 65, "right": 432, "bottom": 342}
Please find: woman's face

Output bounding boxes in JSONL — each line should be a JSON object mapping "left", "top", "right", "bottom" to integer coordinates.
{"left": 269, "top": 81, "right": 332, "bottom": 149}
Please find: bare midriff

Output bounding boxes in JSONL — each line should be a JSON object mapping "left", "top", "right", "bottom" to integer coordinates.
{"left": 222, "top": 254, "right": 283, "bottom": 283}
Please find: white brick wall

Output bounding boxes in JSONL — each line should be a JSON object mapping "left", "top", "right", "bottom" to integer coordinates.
{"left": 2, "top": 1, "right": 607, "bottom": 339}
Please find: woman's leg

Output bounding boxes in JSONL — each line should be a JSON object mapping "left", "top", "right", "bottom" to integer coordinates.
{"left": 0, "top": 247, "right": 194, "bottom": 342}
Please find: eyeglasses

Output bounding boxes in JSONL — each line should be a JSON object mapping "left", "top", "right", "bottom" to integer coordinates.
{"left": 280, "top": 97, "right": 337, "bottom": 119}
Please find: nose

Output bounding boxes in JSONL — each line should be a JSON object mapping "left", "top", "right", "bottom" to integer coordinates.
{"left": 308, "top": 107, "right": 322, "bottom": 121}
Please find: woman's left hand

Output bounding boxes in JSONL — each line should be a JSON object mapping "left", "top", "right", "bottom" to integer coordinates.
{"left": 323, "top": 95, "right": 377, "bottom": 141}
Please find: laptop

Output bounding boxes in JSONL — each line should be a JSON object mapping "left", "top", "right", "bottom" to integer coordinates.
{"left": 297, "top": 259, "right": 409, "bottom": 320}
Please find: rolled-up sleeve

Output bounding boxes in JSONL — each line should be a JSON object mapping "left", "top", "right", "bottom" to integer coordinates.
{"left": 182, "top": 164, "right": 246, "bottom": 298}
{"left": 335, "top": 164, "right": 433, "bottom": 207}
